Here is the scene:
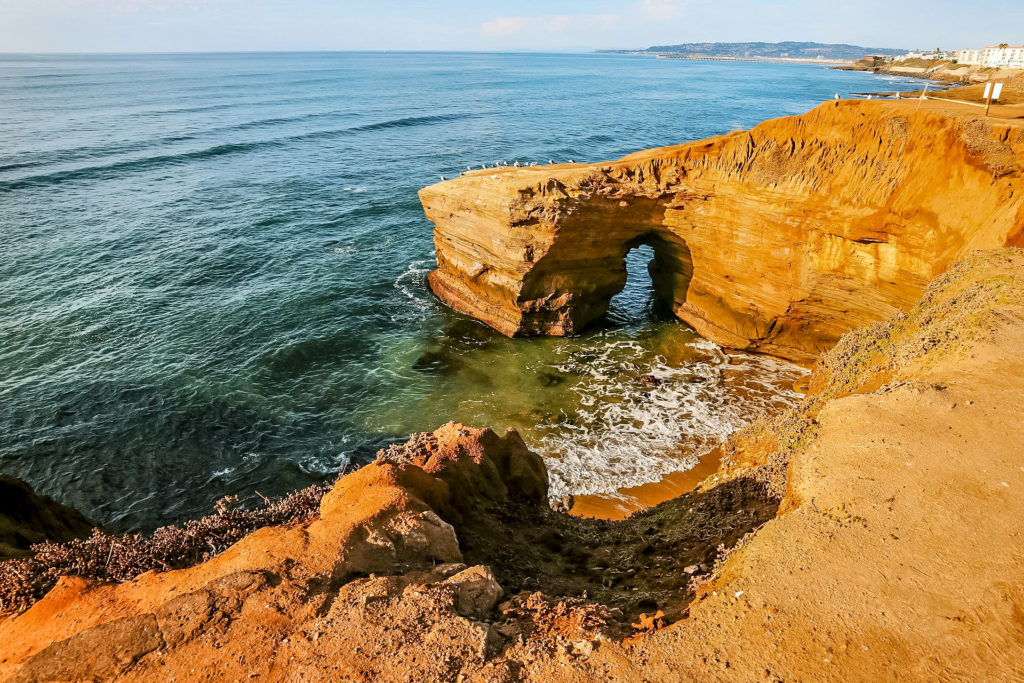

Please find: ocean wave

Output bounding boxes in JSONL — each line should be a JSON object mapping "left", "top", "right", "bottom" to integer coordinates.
{"left": 0, "top": 141, "right": 271, "bottom": 191}
{"left": 393, "top": 259, "right": 436, "bottom": 316}
{"left": 0, "top": 112, "right": 480, "bottom": 191}
{"left": 0, "top": 110, "right": 360, "bottom": 176}
{"left": 327, "top": 234, "right": 393, "bottom": 255}
{"left": 349, "top": 112, "right": 482, "bottom": 133}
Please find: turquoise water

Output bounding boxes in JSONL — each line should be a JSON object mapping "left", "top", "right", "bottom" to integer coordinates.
{"left": 0, "top": 52, "right": 919, "bottom": 531}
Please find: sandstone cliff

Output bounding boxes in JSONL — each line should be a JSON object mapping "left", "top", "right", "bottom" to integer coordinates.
{"left": 421, "top": 100, "right": 1024, "bottom": 362}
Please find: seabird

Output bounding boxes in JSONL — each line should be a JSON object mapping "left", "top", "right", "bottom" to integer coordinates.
{"left": 440, "top": 175, "right": 446, "bottom": 181}
{"left": 568, "top": 159, "right": 575, "bottom": 163}
{"left": 548, "top": 159, "right": 554, "bottom": 164}
{"left": 467, "top": 166, "right": 472, "bottom": 171}
{"left": 513, "top": 161, "right": 520, "bottom": 167}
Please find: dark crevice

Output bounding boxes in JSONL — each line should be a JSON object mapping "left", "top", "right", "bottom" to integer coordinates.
{"left": 450, "top": 476, "right": 779, "bottom": 636}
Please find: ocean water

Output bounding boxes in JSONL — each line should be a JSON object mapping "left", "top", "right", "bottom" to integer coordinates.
{"left": 0, "top": 52, "right": 921, "bottom": 531}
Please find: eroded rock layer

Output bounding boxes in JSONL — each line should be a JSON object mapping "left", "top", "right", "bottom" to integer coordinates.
{"left": 421, "top": 100, "right": 1024, "bottom": 361}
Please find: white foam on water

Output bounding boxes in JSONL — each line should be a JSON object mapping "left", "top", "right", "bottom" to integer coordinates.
{"left": 329, "top": 234, "right": 394, "bottom": 256}
{"left": 393, "top": 258, "right": 436, "bottom": 316}
{"left": 535, "top": 338, "right": 806, "bottom": 500}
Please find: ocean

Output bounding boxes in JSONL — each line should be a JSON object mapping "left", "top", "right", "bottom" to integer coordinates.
{"left": 0, "top": 52, "right": 920, "bottom": 531}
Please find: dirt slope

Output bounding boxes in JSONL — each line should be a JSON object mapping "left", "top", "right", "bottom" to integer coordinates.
{"left": 566, "top": 249, "right": 1024, "bottom": 681}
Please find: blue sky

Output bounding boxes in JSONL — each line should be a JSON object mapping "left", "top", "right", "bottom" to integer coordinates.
{"left": 0, "top": 0, "right": 1020, "bottom": 53}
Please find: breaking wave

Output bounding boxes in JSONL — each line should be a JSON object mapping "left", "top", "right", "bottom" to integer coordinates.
{"left": 535, "top": 339, "right": 806, "bottom": 500}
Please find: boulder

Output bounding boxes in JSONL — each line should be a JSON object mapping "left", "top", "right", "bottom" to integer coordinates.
{"left": 443, "top": 565, "right": 503, "bottom": 619}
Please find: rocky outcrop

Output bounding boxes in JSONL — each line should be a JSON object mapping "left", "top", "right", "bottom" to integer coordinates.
{"left": 0, "top": 474, "right": 93, "bottom": 560}
{"left": 0, "top": 424, "right": 542, "bottom": 680}
{"left": 0, "top": 422, "right": 776, "bottom": 681}
{"left": 841, "top": 57, "right": 1024, "bottom": 90}
{"left": 421, "top": 100, "right": 1024, "bottom": 361}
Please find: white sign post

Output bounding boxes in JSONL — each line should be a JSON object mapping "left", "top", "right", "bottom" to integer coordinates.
{"left": 984, "top": 82, "right": 1003, "bottom": 117}
{"left": 916, "top": 82, "right": 930, "bottom": 111}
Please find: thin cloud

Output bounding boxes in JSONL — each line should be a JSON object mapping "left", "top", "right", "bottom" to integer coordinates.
{"left": 481, "top": 13, "right": 620, "bottom": 38}
{"left": 640, "top": 0, "right": 685, "bottom": 21}
{"left": 482, "top": 17, "right": 525, "bottom": 37}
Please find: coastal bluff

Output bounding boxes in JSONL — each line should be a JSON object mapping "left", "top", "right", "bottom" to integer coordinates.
{"left": 421, "top": 100, "right": 1024, "bottom": 362}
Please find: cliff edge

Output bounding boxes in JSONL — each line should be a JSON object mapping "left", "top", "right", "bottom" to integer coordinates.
{"left": 421, "top": 100, "right": 1024, "bottom": 362}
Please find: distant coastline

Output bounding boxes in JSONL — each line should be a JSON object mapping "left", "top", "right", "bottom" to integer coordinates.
{"left": 653, "top": 54, "right": 852, "bottom": 66}
{"left": 597, "top": 40, "right": 904, "bottom": 63}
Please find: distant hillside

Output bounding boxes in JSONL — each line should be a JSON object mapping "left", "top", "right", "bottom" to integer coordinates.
{"left": 604, "top": 42, "right": 905, "bottom": 60}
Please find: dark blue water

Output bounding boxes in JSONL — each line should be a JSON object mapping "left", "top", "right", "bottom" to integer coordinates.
{"left": 0, "top": 52, "right": 920, "bottom": 531}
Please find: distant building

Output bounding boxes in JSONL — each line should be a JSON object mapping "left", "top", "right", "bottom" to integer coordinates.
{"left": 953, "top": 45, "right": 1024, "bottom": 68}
{"left": 899, "top": 49, "right": 950, "bottom": 61}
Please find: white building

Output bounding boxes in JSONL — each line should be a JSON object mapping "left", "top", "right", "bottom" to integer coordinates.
{"left": 899, "top": 49, "right": 950, "bottom": 61}
{"left": 953, "top": 45, "right": 1024, "bottom": 69}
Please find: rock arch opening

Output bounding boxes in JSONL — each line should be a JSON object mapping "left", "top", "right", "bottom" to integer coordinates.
{"left": 606, "top": 243, "right": 660, "bottom": 325}
{"left": 607, "top": 233, "right": 693, "bottom": 328}
{"left": 513, "top": 195, "right": 695, "bottom": 337}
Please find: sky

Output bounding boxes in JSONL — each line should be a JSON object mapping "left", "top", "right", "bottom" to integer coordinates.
{"left": 0, "top": 0, "right": 1020, "bottom": 54}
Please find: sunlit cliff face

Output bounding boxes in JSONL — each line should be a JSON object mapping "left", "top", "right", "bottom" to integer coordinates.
{"left": 422, "top": 100, "right": 1024, "bottom": 364}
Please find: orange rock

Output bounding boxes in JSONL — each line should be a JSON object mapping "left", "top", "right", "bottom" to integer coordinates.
{"left": 421, "top": 100, "right": 1024, "bottom": 362}
{"left": 0, "top": 423, "right": 542, "bottom": 681}
{"left": 632, "top": 609, "right": 665, "bottom": 632}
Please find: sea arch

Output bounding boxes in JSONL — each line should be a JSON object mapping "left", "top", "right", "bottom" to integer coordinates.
{"left": 421, "top": 101, "right": 1024, "bottom": 362}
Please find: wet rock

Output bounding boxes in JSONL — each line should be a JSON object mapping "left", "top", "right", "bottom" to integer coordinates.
{"left": 538, "top": 372, "right": 565, "bottom": 387}
{"left": 411, "top": 350, "right": 460, "bottom": 376}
